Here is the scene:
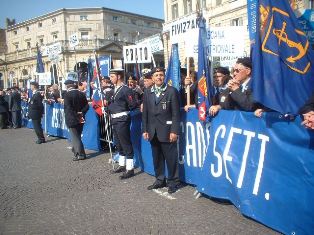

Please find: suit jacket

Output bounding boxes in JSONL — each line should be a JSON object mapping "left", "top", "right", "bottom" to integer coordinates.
{"left": 64, "top": 89, "right": 89, "bottom": 128}
{"left": 0, "top": 95, "right": 8, "bottom": 113}
{"left": 299, "top": 92, "right": 314, "bottom": 114}
{"left": 142, "top": 85, "right": 180, "bottom": 142}
{"left": 9, "top": 91, "right": 22, "bottom": 111}
{"left": 219, "top": 84, "right": 257, "bottom": 112}
{"left": 28, "top": 91, "right": 44, "bottom": 120}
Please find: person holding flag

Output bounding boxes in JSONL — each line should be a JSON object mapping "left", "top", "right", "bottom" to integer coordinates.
{"left": 108, "top": 68, "right": 139, "bottom": 179}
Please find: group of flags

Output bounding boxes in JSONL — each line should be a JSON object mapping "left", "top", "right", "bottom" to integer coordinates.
{"left": 35, "top": 0, "right": 313, "bottom": 119}
{"left": 165, "top": 0, "right": 313, "bottom": 120}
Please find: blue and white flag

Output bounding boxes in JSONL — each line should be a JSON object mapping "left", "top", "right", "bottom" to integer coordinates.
{"left": 165, "top": 43, "right": 181, "bottom": 91}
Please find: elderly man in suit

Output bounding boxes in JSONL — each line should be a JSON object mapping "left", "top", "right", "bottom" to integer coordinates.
{"left": 142, "top": 67, "right": 181, "bottom": 194}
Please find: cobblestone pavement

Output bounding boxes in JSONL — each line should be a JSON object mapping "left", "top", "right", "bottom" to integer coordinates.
{"left": 0, "top": 128, "right": 280, "bottom": 235}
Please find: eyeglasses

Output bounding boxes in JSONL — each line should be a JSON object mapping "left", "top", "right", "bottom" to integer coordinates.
{"left": 214, "top": 75, "right": 225, "bottom": 78}
{"left": 232, "top": 68, "right": 246, "bottom": 73}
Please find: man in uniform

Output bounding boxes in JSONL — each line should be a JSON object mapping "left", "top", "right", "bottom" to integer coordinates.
{"left": 63, "top": 79, "right": 89, "bottom": 161}
{"left": 108, "top": 68, "right": 138, "bottom": 179}
{"left": 142, "top": 67, "right": 181, "bottom": 194}
{"left": 9, "top": 86, "right": 22, "bottom": 128}
{"left": 28, "top": 82, "right": 45, "bottom": 144}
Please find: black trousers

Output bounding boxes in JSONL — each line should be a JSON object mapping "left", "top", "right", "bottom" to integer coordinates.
{"left": 150, "top": 134, "right": 179, "bottom": 185}
{"left": 69, "top": 124, "right": 86, "bottom": 157}
{"left": 11, "top": 110, "right": 21, "bottom": 128}
{"left": 112, "top": 117, "right": 133, "bottom": 159}
{"left": 0, "top": 113, "right": 7, "bottom": 129}
{"left": 32, "top": 119, "right": 45, "bottom": 141}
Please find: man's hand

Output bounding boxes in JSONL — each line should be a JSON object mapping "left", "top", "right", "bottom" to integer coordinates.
{"left": 254, "top": 109, "right": 264, "bottom": 118}
{"left": 209, "top": 105, "right": 221, "bottom": 116}
{"left": 143, "top": 132, "right": 149, "bottom": 140}
{"left": 169, "top": 133, "right": 178, "bottom": 142}
{"left": 227, "top": 79, "right": 240, "bottom": 92}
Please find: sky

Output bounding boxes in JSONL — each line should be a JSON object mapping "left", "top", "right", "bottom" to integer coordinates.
{"left": 0, "top": 0, "right": 164, "bottom": 28}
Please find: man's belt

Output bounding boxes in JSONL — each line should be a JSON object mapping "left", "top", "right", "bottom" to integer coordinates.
{"left": 111, "top": 111, "right": 130, "bottom": 119}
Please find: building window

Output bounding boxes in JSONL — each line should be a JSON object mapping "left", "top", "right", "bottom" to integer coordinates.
{"left": 231, "top": 18, "right": 243, "bottom": 26}
{"left": 184, "top": 0, "right": 192, "bottom": 14}
{"left": 216, "top": 0, "right": 222, "bottom": 6}
{"left": 81, "top": 32, "right": 89, "bottom": 40}
{"left": 52, "top": 34, "right": 58, "bottom": 41}
{"left": 26, "top": 41, "right": 31, "bottom": 49}
{"left": 38, "top": 22, "right": 42, "bottom": 28}
{"left": 202, "top": 0, "right": 207, "bottom": 8}
{"left": 80, "top": 15, "right": 88, "bottom": 21}
{"left": 113, "top": 16, "right": 118, "bottom": 21}
{"left": 172, "top": 3, "right": 179, "bottom": 20}
{"left": 52, "top": 18, "right": 56, "bottom": 24}
{"left": 131, "top": 19, "right": 137, "bottom": 25}
{"left": 26, "top": 26, "right": 29, "bottom": 31}
{"left": 13, "top": 30, "right": 17, "bottom": 35}
{"left": 14, "top": 44, "right": 19, "bottom": 51}
{"left": 113, "top": 33, "right": 119, "bottom": 41}
{"left": 39, "top": 38, "right": 44, "bottom": 45}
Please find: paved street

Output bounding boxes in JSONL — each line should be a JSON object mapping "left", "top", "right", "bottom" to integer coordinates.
{"left": 0, "top": 128, "right": 279, "bottom": 235}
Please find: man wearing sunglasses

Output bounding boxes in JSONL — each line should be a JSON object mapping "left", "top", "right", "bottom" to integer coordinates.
{"left": 217, "top": 57, "right": 257, "bottom": 112}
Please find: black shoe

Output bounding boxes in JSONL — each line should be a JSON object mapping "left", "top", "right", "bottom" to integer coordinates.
{"left": 119, "top": 169, "right": 134, "bottom": 179}
{"left": 72, "top": 156, "right": 79, "bottom": 161}
{"left": 35, "top": 139, "right": 45, "bottom": 144}
{"left": 77, "top": 155, "right": 86, "bottom": 160}
{"left": 147, "top": 180, "right": 166, "bottom": 190}
{"left": 111, "top": 165, "right": 126, "bottom": 174}
{"left": 168, "top": 185, "right": 177, "bottom": 194}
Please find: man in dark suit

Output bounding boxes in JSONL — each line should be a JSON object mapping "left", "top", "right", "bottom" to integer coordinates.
{"left": 63, "top": 79, "right": 89, "bottom": 161}
{"left": 9, "top": 86, "right": 22, "bottom": 128}
{"left": 108, "top": 68, "right": 139, "bottom": 179}
{"left": 213, "top": 57, "right": 257, "bottom": 113}
{"left": 28, "top": 82, "right": 45, "bottom": 144}
{"left": 0, "top": 90, "right": 9, "bottom": 129}
{"left": 142, "top": 67, "right": 181, "bottom": 194}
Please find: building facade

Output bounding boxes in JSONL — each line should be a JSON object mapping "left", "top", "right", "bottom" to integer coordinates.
{"left": 163, "top": 0, "right": 312, "bottom": 69}
{"left": 0, "top": 7, "right": 163, "bottom": 88}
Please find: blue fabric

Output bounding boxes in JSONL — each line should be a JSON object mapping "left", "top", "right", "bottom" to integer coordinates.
{"left": 251, "top": 0, "right": 314, "bottom": 114}
{"left": 197, "top": 16, "right": 212, "bottom": 122}
{"left": 165, "top": 43, "right": 181, "bottom": 91}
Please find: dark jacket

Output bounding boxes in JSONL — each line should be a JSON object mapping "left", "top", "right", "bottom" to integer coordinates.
{"left": 9, "top": 91, "right": 22, "bottom": 111}
{"left": 219, "top": 85, "right": 257, "bottom": 111}
{"left": 0, "top": 95, "right": 8, "bottom": 114}
{"left": 28, "top": 91, "right": 44, "bottom": 120}
{"left": 142, "top": 85, "right": 180, "bottom": 142}
{"left": 108, "top": 85, "right": 138, "bottom": 115}
{"left": 64, "top": 88, "right": 89, "bottom": 128}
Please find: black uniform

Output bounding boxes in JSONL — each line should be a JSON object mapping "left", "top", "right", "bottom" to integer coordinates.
{"left": 28, "top": 90, "right": 45, "bottom": 143}
{"left": 9, "top": 90, "right": 22, "bottom": 128}
{"left": 142, "top": 84, "right": 180, "bottom": 187}
{"left": 0, "top": 94, "right": 8, "bottom": 129}
{"left": 108, "top": 85, "right": 138, "bottom": 169}
{"left": 64, "top": 88, "right": 89, "bottom": 159}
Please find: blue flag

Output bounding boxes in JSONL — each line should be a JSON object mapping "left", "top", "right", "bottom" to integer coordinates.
{"left": 251, "top": 0, "right": 314, "bottom": 115}
{"left": 86, "top": 58, "right": 93, "bottom": 100}
{"left": 98, "top": 55, "right": 111, "bottom": 77}
{"left": 197, "top": 16, "right": 212, "bottom": 122}
{"left": 165, "top": 43, "right": 181, "bottom": 91}
{"left": 36, "top": 44, "right": 44, "bottom": 73}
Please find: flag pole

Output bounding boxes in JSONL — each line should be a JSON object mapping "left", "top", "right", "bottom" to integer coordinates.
{"left": 94, "top": 51, "right": 105, "bottom": 109}
{"left": 186, "top": 57, "right": 191, "bottom": 106}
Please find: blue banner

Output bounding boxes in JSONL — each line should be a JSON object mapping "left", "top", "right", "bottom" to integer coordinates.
{"left": 98, "top": 55, "right": 111, "bottom": 77}
{"left": 165, "top": 43, "right": 181, "bottom": 91}
{"left": 247, "top": 0, "right": 258, "bottom": 42}
{"left": 251, "top": 0, "right": 314, "bottom": 115}
{"left": 298, "top": 9, "right": 314, "bottom": 45}
{"left": 22, "top": 102, "right": 101, "bottom": 151}
{"left": 197, "top": 110, "right": 314, "bottom": 235}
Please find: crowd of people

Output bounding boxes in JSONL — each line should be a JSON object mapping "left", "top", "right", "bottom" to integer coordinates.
{"left": 1, "top": 56, "right": 314, "bottom": 194}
